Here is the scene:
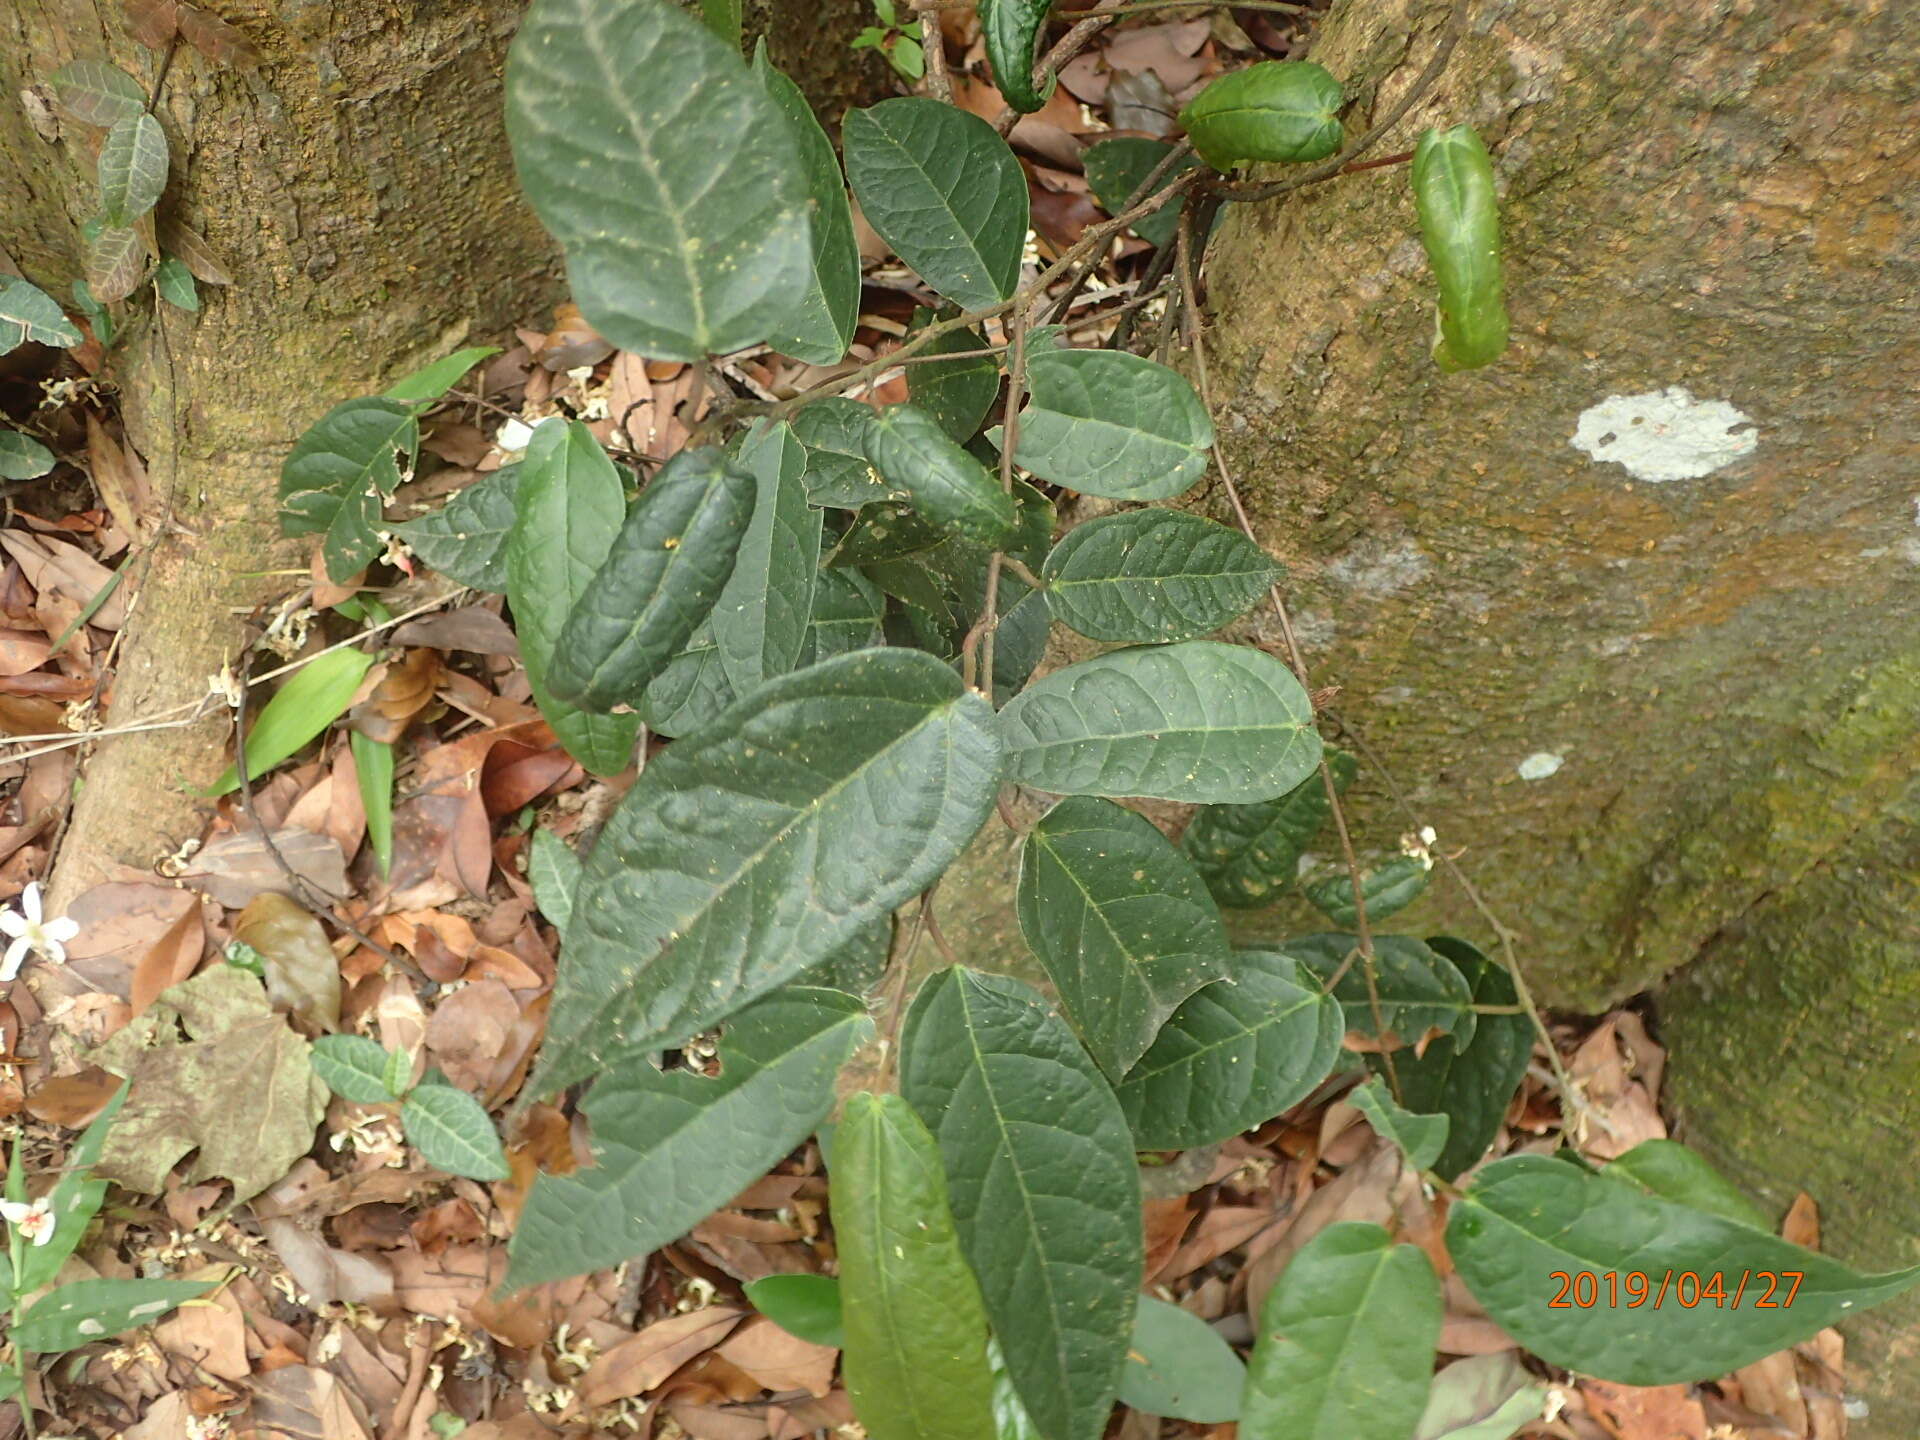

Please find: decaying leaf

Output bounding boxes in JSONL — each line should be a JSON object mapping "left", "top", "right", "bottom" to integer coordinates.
{"left": 348, "top": 647, "right": 444, "bottom": 744}
{"left": 233, "top": 891, "right": 343, "bottom": 1033}
{"left": 178, "top": 826, "right": 349, "bottom": 909}
{"left": 177, "top": 2, "right": 263, "bottom": 66}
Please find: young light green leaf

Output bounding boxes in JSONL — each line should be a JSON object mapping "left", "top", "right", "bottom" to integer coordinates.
{"left": 527, "top": 826, "right": 582, "bottom": 935}
{"left": 792, "top": 398, "right": 900, "bottom": 509}
{"left": 712, "top": 421, "right": 821, "bottom": 695}
{"left": 86, "top": 223, "right": 145, "bottom": 304}
{"left": 510, "top": 988, "right": 869, "bottom": 1286}
{"left": 1349, "top": 1076, "right": 1449, "bottom": 1172}
{"left": 1018, "top": 796, "right": 1230, "bottom": 1078}
{"left": 755, "top": 45, "right": 860, "bottom": 365}
{"left": 402, "top": 1083, "right": 508, "bottom": 1181}
{"left": 382, "top": 1046, "right": 413, "bottom": 1099}
{"left": 1044, "top": 511, "right": 1278, "bottom": 643}
{"left": 549, "top": 446, "right": 757, "bottom": 711}
{"left": 0, "top": 429, "right": 56, "bottom": 480}
{"left": 534, "top": 648, "right": 1001, "bottom": 1094}
{"left": 901, "top": 968, "right": 1142, "bottom": 1440}
{"left": 383, "top": 346, "right": 501, "bottom": 403}
{"left": 1304, "top": 853, "right": 1431, "bottom": 928}
{"left": 47, "top": 60, "right": 147, "bottom": 127}
{"left": 507, "top": 419, "right": 643, "bottom": 775}
{"left": 1412, "top": 125, "right": 1509, "bottom": 372}
{"left": 154, "top": 256, "right": 199, "bottom": 311}
{"left": 309, "top": 1033, "right": 399, "bottom": 1105}
{"left": 746, "top": 1273, "right": 845, "bottom": 1348}
{"left": 1288, "top": 933, "right": 1477, "bottom": 1050}
{"left": 207, "top": 647, "right": 374, "bottom": 795}
{"left": 0, "top": 277, "right": 85, "bottom": 352}
{"left": 1179, "top": 60, "right": 1345, "bottom": 172}
{"left": 278, "top": 397, "right": 420, "bottom": 581}
{"left": 13, "top": 1278, "right": 213, "bottom": 1354}
{"left": 864, "top": 402, "right": 1018, "bottom": 546}
{"left": 1183, "top": 752, "right": 1355, "bottom": 907}
{"left": 1083, "top": 138, "right": 1198, "bottom": 249}
{"left": 1120, "top": 1297, "right": 1248, "bottom": 1423}
{"left": 1600, "top": 1139, "right": 1773, "bottom": 1232}
{"left": 1243, "top": 1222, "right": 1441, "bottom": 1440}
{"left": 844, "top": 97, "right": 1028, "bottom": 309}
{"left": 835, "top": 1091, "right": 998, "bottom": 1440}
{"left": 1011, "top": 349, "right": 1213, "bottom": 500}
{"left": 1117, "top": 949, "right": 1342, "bottom": 1149}
{"left": 1448, "top": 1154, "right": 1920, "bottom": 1384}
{"left": 506, "top": 0, "right": 808, "bottom": 362}
{"left": 907, "top": 308, "right": 1000, "bottom": 442}
{"left": 70, "top": 279, "right": 114, "bottom": 345}
{"left": 997, "top": 641, "right": 1322, "bottom": 803}
{"left": 393, "top": 463, "right": 520, "bottom": 592}
{"left": 699, "top": 0, "right": 743, "bottom": 47}
{"left": 982, "top": 0, "right": 1054, "bottom": 112}
{"left": 99, "top": 111, "right": 169, "bottom": 225}
{"left": 1414, "top": 1354, "right": 1547, "bottom": 1440}
{"left": 349, "top": 732, "right": 394, "bottom": 879}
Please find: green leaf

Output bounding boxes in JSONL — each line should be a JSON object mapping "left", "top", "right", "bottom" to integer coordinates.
{"left": 637, "top": 620, "right": 736, "bottom": 737}
{"left": 510, "top": 988, "right": 869, "bottom": 1286}
{"left": 1243, "top": 1222, "right": 1441, "bottom": 1440}
{"left": 278, "top": 397, "right": 419, "bottom": 582}
{"left": 755, "top": 45, "right": 860, "bottom": 365}
{"left": 1082, "top": 138, "right": 1198, "bottom": 249}
{"left": 827, "top": 501, "right": 950, "bottom": 567}
{"left": 712, "top": 421, "right": 821, "bottom": 694}
{"left": 534, "top": 648, "right": 1001, "bottom": 1093}
{"left": 997, "top": 641, "right": 1322, "bottom": 803}
{"left": 153, "top": 256, "right": 199, "bottom": 311}
{"left": 792, "top": 399, "right": 900, "bottom": 509}
{"left": 1011, "top": 349, "right": 1213, "bottom": 501}
{"left": 901, "top": 968, "right": 1142, "bottom": 1440}
{"left": 1304, "top": 854, "right": 1431, "bottom": 928}
{"left": 548, "top": 446, "right": 757, "bottom": 711}
{"left": 844, "top": 97, "right": 1028, "bottom": 309}
{"left": 506, "top": 419, "right": 644, "bottom": 775}
{"left": 907, "top": 308, "right": 1001, "bottom": 442}
{"left": 0, "top": 428, "right": 56, "bottom": 480}
{"left": 382, "top": 1046, "right": 413, "bottom": 1100}
{"left": 1178, "top": 60, "right": 1345, "bottom": 172}
{"left": 746, "top": 1273, "right": 845, "bottom": 1348}
{"left": 1447, "top": 1153, "right": 1920, "bottom": 1384}
{"left": 803, "top": 567, "right": 886, "bottom": 663}
{"left": 1601, "top": 1139, "right": 1773, "bottom": 1232}
{"left": 47, "top": 60, "right": 147, "bottom": 127}
{"left": 1349, "top": 1076, "right": 1449, "bottom": 1172}
{"left": 834, "top": 1092, "right": 998, "bottom": 1440}
{"left": 982, "top": 0, "right": 1054, "bottom": 113}
{"left": 348, "top": 732, "right": 394, "bottom": 878}
{"left": 207, "top": 646, "right": 374, "bottom": 795}
{"left": 1183, "top": 752, "right": 1355, "bottom": 907}
{"left": 864, "top": 403, "right": 1018, "bottom": 546}
{"left": 1044, "top": 511, "right": 1277, "bottom": 644}
{"left": 70, "top": 279, "right": 114, "bottom": 345}
{"left": 1414, "top": 1355, "right": 1547, "bottom": 1440}
{"left": 393, "top": 464, "right": 520, "bottom": 592}
{"left": 309, "top": 1033, "right": 399, "bottom": 1105}
{"left": 885, "top": 33, "right": 924, "bottom": 81}
{"left": 1412, "top": 125, "right": 1509, "bottom": 372}
{"left": 383, "top": 346, "right": 501, "bottom": 403}
{"left": 14, "top": 1278, "right": 213, "bottom": 1354}
{"left": 1117, "top": 950, "right": 1342, "bottom": 1149}
{"left": 1120, "top": 1297, "right": 1247, "bottom": 1423}
{"left": 699, "top": 0, "right": 743, "bottom": 47}
{"left": 402, "top": 1083, "right": 508, "bottom": 1181}
{"left": 1017, "top": 796, "right": 1230, "bottom": 1078}
{"left": 98, "top": 111, "right": 168, "bottom": 225}
{"left": 505, "top": 0, "right": 809, "bottom": 361}
{"left": 0, "top": 278, "right": 84, "bottom": 352}
{"left": 527, "top": 827, "right": 582, "bottom": 935}
{"left": 13, "top": 1081, "right": 131, "bottom": 1296}
{"left": 1288, "top": 933, "right": 1477, "bottom": 1050}
{"left": 86, "top": 222, "right": 146, "bottom": 305}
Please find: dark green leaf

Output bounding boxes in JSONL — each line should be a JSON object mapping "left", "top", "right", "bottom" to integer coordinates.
{"left": 1349, "top": 1076, "right": 1449, "bottom": 1171}
{"left": 1412, "top": 125, "right": 1509, "bottom": 372}
{"left": 798, "top": 913, "right": 891, "bottom": 994}
{"left": 1018, "top": 796, "right": 1230, "bottom": 1078}
{"left": 153, "top": 256, "right": 199, "bottom": 311}
{"left": 1117, "top": 949, "right": 1342, "bottom": 1149}
{"left": 1120, "top": 1297, "right": 1247, "bottom": 1423}
{"left": 1082, "top": 138, "right": 1198, "bottom": 249}
{"left": 908, "top": 308, "right": 1000, "bottom": 442}
{"left": 47, "top": 61, "right": 147, "bottom": 127}
{"left": 278, "top": 397, "right": 419, "bottom": 582}
{"left": 864, "top": 402, "right": 1018, "bottom": 546}
{"left": 350, "top": 732, "right": 394, "bottom": 879}
{"left": 1601, "top": 1139, "right": 1773, "bottom": 1232}
{"left": 309, "top": 1034, "right": 399, "bottom": 1105}
{"left": 637, "top": 620, "right": 735, "bottom": 736}
{"left": 1011, "top": 349, "right": 1213, "bottom": 500}
{"left": 509, "top": 989, "right": 870, "bottom": 1286}
{"left": 1448, "top": 1154, "right": 1920, "bottom": 1384}
{"left": 14, "top": 1278, "right": 213, "bottom": 1354}
{"left": 505, "top": 0, "right": 809, "bottom": 361}
{"left": 982, "top": 0, "right": 1054, "bottom": 112}
{"left": 383, "top": 346, "right": 500, "bottom": 403}
{"left": 746, "top": 1273, "right": 845, "bottom": 1348}
{"left": 99, "top": 111, "right": 168, "bottom": 225}
{"left": 699, "top": 0, "right": 743, "bottom": 47}
{"left": 712, "top": 421, "right": 821, "bottom": 694}
{"left": 85, "top": 223, "right": 145, "bottom": 304}
{"left": 534, "top": 648, "right": 1001, "bottom": 1093}
{"left": 207, "top": 647, "right": 375, "bottom": 795}
{"left": 1179, "top": 60, "right": 1344, "bottom": 172}
{"left": 1243, "top": 1222, "right": 1440, "bottom": 1440}
{"left": 394, "top": 464, "right": 520, "bottom": 592}
{"left": 0, "top": 278, "right": 84, "bottom": 352}
{"left": 826, "top": 500, "right": 950, "bottom": 567}
{"left": 803, "top": 567, "right": 886, "bottom": 663}
{"left": 901, "top": 968, "right": 1142, "bottom": 1440}
{"left": 997, "top": 641, "right": 1322, "bottom": 803}
{"left": 1304, "top": 854, "right": 1431, "bottom": 928}
{"left": 1183, "top": 753, "right": 1354, "bottom": 908}
{"left": 1288, "top": 933, "right": 1477, "bottom": 1050}
{"left": 1044, "top": 511, "right": 1277, "bottom": 643}
{"left": 792, "top": 398, "right": 900, "bottom": 509}
{"left": 755, "top": 45, "right": 860, "bottom": 364}
{"left": 0, "top": 429, "right": 55, "bottom": 480}
{"left": 844, "top": 97, "right": 1028, "bottom": 309}
{"left": 527, "top": 826, "right": 582, "bottom": 935}
{"left": 402, "top": 1083, "right": 508, "bottom": 1181}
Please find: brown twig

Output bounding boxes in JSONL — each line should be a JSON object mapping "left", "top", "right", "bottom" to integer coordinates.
{"left": 920, "top": 9, "right": 953, "bottom": 102}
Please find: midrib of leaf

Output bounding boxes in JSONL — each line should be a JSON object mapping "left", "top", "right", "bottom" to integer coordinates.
{"left": 1124, "top": 991, "right": 1321, "bottom": 1083}
{"left": 1050, "top": 562, "right": 1265, "bottom": 593}
{"left": 1308, "top": 1249, "right": 1406, "bottom": 1433}
{"left": 1031, "top": 828, "right": 1171, "bottom": 1019}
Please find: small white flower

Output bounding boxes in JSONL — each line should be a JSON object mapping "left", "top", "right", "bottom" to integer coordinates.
{"left": 0, "top": 1196, "right": 56, "bottom": 1246}
{"left": 495, "top": 417, "right": 536, "bottom": 453}
{"left": 0, "top": 882, "right": 81, "bottom": 981}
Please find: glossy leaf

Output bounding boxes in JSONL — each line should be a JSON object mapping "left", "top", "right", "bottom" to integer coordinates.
{"left": 153, "top": 256, "right": 199, "bottom": 311}
{"left": 712, "top": 421, "right": 820, "bottom": 695}
{"left": 637, "top": 620, "right": 735, "bottom": 737}
{"left": 14, "top": 1278, "right": 213, "bottom": 1354}
{"left": 755, "top": 45, "right": 860, "bottom": 364}
{"left": 834, "top": 1091, "right": 998, "bottom": 1440}
{"left": 506, "top": 419, "right": 644, "bottom": 775}
{"left": 1412, "top": 125, "right": 1509, "bottom": 372}
{"left": 402, "top": 1082, "right": 509, "bottom": 1181}
{"left": 505, "top": 0, "right": 809, "bottom": 361}
{"left": 278, "top": 397, "right": 419, "bottom": 582}
{"left": 549, "top": 446, "right": 757, "bottom": 710}
{"left": 534, "top": 648, "right": 1001, "bottom": 1093}
{"left": 1120, "top": 1297, "right": 1247, "bottom": 1423}
{"left": 1304, "top": 854, "right": 1431, "bottom": 927}
{"left": 1082, "top": 138, "right": 1198, "bottom": 249}
{"left": 1288, "top": 933, "right": 1476, "bottom": 1051}
{"left": 792, "top": 398, "right": 899, "bottom": 508}
{"left": 510, "top": 988, "right": 870, "bottom": 1286}
{"left": 997, "top": 641, "right": 1322, "bottom": 803}
{"left": 85, "top": 223, "right": 145, "bottom": 304}
{"left": 310, "top": 1033, "right": 399, "bottom": 1105}
{"left": 0, "top": 278, "right": 84, "bottom": 352}
{"left": 1017, "top": 796, "right": 1230, "bottom": 1077}
{"left": 1414, "top": 1354, "right": 1548, "bottom": 1440}
{"left": 908, "top": 308, "right": 1000, "bottom": 442}
{"left": 983, "top": 0, "right": 1054, "bottom": 112}
{"left": 1011, "top": 349, "right": 1213, "bottom": 500}
{"left": 48, "top": 60, "right": 148, "bottom": 127}
{"left": 1349, "top": 1076, "right": 1449, "bottom": 1172}
{"left": 1183, "top": 752, "right": 1355, "bottom": 907}
{"left": 208, "top": 647, "right": 374, "bottom": 795}
{"left": 383, "top": 345, "right": 500, "bottom": 403}
{"left": 351, "top": 732, "right": 394, "bottom": 879}
{"left": 1601, "top": 1139, "right": 1772, "bottom": 1232}
{"left": 1179, "top": 60, "right": 1344, "bottom": 172}
{"left": 393, "top": 463, "right": 520, "bottom": 592}
{"left": 1044, "top": 511, "right": 1277, "bottom": 643}
{"left": 1117, "top": 950, "right": 1342, "bottom": 1149}
{"left": 0, "top": 429, "right": 55, "bottom": 481}
{"left": 746, "top": 1273, "right": 845, "bottom": 1348}
{"left": 527, "top": 826, "right": 582, "bottom": 935}
{"left": 99, "top": 111, "right": 169, "bottom": 225}
{"left": 1448, "top": 1153, "right": 1920, "bottom": 1383}
{"left": 1243, "top": 1222, "right": 1441, "bottom": 1440}
{"left": 845, "top": 97, "right": 1028, "bottom": 309}
{"left": 864, "top": 402, "right": 1018, "bottom": 546}
{"left": 902, "top": 968, "right": 1142, "bottom": 1440}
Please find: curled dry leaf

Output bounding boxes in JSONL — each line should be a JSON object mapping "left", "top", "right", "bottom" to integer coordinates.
{"left": 578, "top": 1307, "right": 747, "bottom": 1408}
{"left": 349, "top": 647, "right": 443, "bottom": 744}
{"left": 234, "top": 891, "right": 343, "bottom": 1033}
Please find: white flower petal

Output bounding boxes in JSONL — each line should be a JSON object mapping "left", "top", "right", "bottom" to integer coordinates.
{"left": 20, "top": 883, "right": 42, "bottom": 924}
{"left": 0, "top": 912, "right": 27, "bottom": 940}
{"left": 44, "top": 917, "right": 80, "bottom": 943}
{"left": 0, "top": 1199, "right": 28, "bottom": 1223}
{"left": 39, "top": 936, "right": 66, "bottom": 966}
{"left": 0, "top": 937, "right": 26, "bottom": 981}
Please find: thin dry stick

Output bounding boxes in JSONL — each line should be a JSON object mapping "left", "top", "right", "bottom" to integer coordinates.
{"left": 921, "top": 9, "right": 953, "bottom": 102}
{"left": 877, "top": 894, "right": 934, "bottom": 1084}
{"left": 974, "top": 302, "right": 1031, "bottom": 699}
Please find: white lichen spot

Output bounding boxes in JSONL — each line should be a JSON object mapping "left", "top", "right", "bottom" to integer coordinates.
{"left": 79, "top": 1318, "right": 106, "bottom": 1336}
{"left": 1517, "top": 751, "right": 1565, "bottom": 781}
{"left": 1570, "top": 387, "right": 1757, "bottom": 483}
{"left": 1323, "top": 537, "right": 1432, "bottom": 597}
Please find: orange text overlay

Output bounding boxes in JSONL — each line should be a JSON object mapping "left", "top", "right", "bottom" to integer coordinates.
{"left": 1548, "top": 1270, "right": 1805, "bottom": 1310}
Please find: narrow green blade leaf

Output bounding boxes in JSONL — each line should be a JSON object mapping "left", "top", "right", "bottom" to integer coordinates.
{"left": 834, "top": 1091, "right": 998, "bottom": 1440}
{"left": 1412, "top": 125, "right": 1509, "bottom": 372}
{"left": 746, "top": 1273, "right": 845, "bottom": 1348}
{"left": 1120, "top": 1297, "right": 1247, "bottom": 1423}
{"left": 207, "top": 647, "right": 374, "bottom": 795}
{"left": 534, "top": 648, "right": 1001, "bottom": 1094}
{"left": 1288, "top": 933, "right": 1477, "bottom": 1050}
{"left": 792, "top": 398, "right": 900, "bottom": 509}
{"left": 402, "top": 1083, "right": 509, "bottom": 1181}
{"left": 47, "top": 60, "right": 147, "bottom": 127}
{"left": 908, "top": 308, "right": 1000, "bottom": 443}
{"left": 712, "top": 421, "right": 821, "bottom": 695}
{"left": 1082, "top": 138, "right": 1197, "bottom": 249}
{"left": 278, "top": 397, "right": 419, "bottom": 582}
{"left": 1448, "top": 1154, "right": 1920, "bottom": 1384}
{"left": 309, "top": 1033, "right": 398, "bottom": 1104}
{"left": 13, "top": 1082, "right": 130, "bottom": 1295}
{"left": 755, "top": 46, "right": 859, "bottom": 364}
{"left": 0, "top": 278, "right": 84, "bottom": 352}
{"left": 505, "top": 0, "right": 809, "bottom": 361}
{"left": 1018, "top": 796, "right": 1230, "bottom": 1078}
{"left": 383, "top": 345, "right": 501, "bottom": 403}
{"left": 1349, "top": 1076, "right": 1449, "bottom": 1172}
{"left": 864, "top": 402, "right": 1018, "bottom": 546}
{"left": 997, "top": 641, "right": 1322, "bottom": 803}
{"left": 844, "top": 97, "right": 1028, "bottom": 309}
{"left": 1044, "top": 511, "right": 1277, "bottom": 643}
{"left": 394, "top": 463, "right": 520, "bottom": 592}
{"left": 509, "top": 988, "right": 870, "bottom": 1287}
{"left": 99, "top": 111, "right": 169, "bottom": 225}
{"left": 1183, "top": 752, "right": 1355, "bottom": 907}
{"left": 1178, "top": 60, "right": 1345, "bottom": 172}
{"left": 153, "top": 256, "right": 200, "bottom": 311}
{"left": 902, "top": 968, "right": 1143, "bottom": 1440}
{"left": 527, "top": 826, "right": 582, "bottom": 935}
{"left": 14, "top": 1278, "right": 213, "bottom": 1354}
{"left": 350, "top": 732, "right": 394, "bottom": 879}
{"left": 0, "top": 429, "right": 56, "bottom": 481}
{"left": 1011, "top": 350, "right": 1213, "bottom": 501}
{"left": 1243, "top": 1222, "right": 1440, "bottom": 1440}
{"left": 1600, "top": 1139, "right": 1773, "bottom": 1232}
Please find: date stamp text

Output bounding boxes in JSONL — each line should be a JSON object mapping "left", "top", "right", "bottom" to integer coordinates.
{"left": 1548, "top": 1270, "right": 1804, "bottom": 1310}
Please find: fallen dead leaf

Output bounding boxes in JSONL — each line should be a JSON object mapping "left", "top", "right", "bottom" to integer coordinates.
{"left": 716, "top": 1316, "right": 837, "bottom": 1398}
{"left": 1580, "top": 1379, "right": 1707, "bottom": 1440}
{"left": 179, "top": 828, "right": 349, "bottom": 910}
{"left": 424, "top": 977, "right": 520, "bottom": 1092}
{"left": 244, "top": 1364, "right": 373, "bottom": 1440}
{"left": 578, "top": 1307, "right": 747, "bottom": 1408}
